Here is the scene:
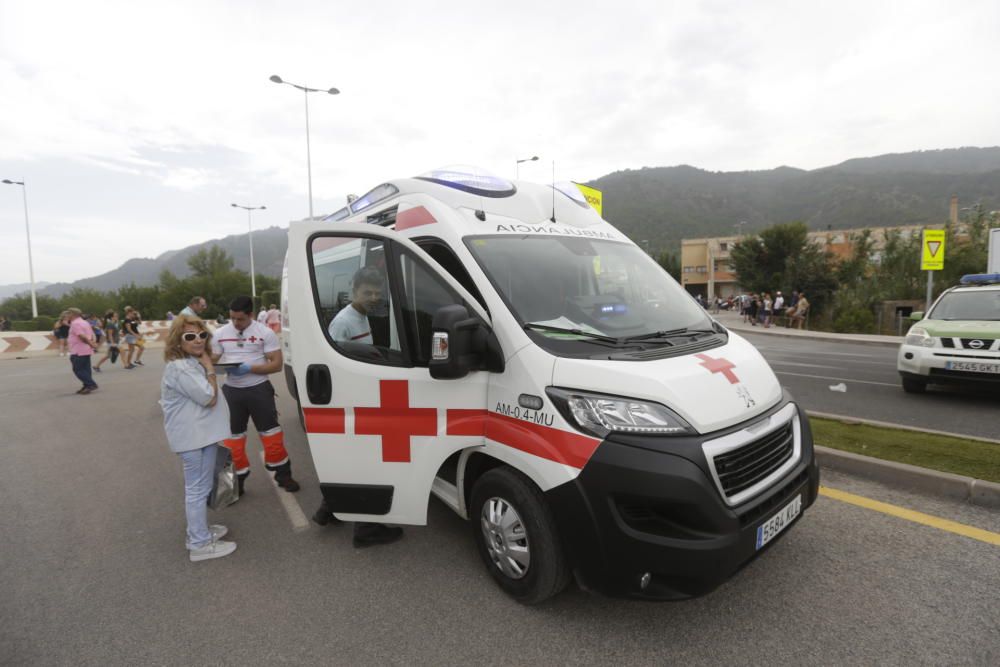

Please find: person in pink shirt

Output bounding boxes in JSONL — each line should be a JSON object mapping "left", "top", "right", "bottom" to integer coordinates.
{"left": 265, "top": 303, "right": 281, "bottom": 334}
{"left": 66, "top": 307, "right": 99, "bottom": 394}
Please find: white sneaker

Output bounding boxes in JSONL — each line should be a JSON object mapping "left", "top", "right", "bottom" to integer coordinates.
{"left": 189, "top": 539, "right": 237, "bottom": 562}
{"left": 185, "top": 525, "right": 229, "bottom": 549}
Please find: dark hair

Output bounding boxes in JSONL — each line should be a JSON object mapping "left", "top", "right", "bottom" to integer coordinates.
{"left": 229, "top": 295, "right": 254, "bottom": 315}
{"left": 189, "top": 296, "right": 205, "bottom": 306}
{"left": 352, "top": 266, "right": 384, "bottom": 292}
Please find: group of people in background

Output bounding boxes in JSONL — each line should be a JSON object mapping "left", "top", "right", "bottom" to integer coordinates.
{"left": 736, "top": 290, "right": 810, "bottom": 329}
{"left": 54, "top": 305, "right": 150, "bottom": 394}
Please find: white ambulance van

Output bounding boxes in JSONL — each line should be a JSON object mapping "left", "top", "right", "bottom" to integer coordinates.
{"left": 282, "top": 166, "right": 819, "bottom": 603}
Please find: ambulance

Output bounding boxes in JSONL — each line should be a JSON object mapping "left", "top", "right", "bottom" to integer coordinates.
{"left": 281, "top": 166, "right": 819, "bottom": 603}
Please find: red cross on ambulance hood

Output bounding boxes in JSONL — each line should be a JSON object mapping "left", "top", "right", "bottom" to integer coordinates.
{"left": 551, "top": 333, "right": 783, "bottom": 434}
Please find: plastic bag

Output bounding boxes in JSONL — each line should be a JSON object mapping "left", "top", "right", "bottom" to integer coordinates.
{"left": 209, "top": 445, "right": 240, "bottom": 509}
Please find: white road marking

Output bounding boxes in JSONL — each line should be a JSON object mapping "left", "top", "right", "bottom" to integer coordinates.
{"left": 766, "top": 360, "right": 841, "bottom": 369}
{"left": 774, "top": 370, "right": 899, "bottom": 387}
{"left": 259, "top": 451, "right": 311, "bottom": 532}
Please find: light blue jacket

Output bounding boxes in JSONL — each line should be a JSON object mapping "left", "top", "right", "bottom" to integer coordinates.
{"left": 160, "top": 358, "right": 231, "bottom": 453}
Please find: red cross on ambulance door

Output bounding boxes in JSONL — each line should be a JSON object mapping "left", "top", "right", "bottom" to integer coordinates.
{"left": 287, "top": 221, "right": 493, "bottom": 526}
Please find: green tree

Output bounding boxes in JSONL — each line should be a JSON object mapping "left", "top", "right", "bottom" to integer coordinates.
{"left": 57, "top": 287, "right": 116, "bottom": 318}
{"left": 940, "top": 206, "right": 1000, "bottom": 288}
{"left": 656, "top": 250, "right": 681, "bottom": 281}
{"left": 0, "top": 293, "right": 62, "bottom": 320}
{"left": 188, "top": 246, "right": 235, "bottom": 278}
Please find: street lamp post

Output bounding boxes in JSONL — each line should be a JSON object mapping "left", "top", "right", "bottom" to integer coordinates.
{"left": 2, "top": 179, "right": 37, "bottom": 318}
{"left": 269, "top": 75, "right": 340, "bottom": 219}
{"left": 515, "top": 155, "right": 539, "bottom": 179}
{"left": 231, "top": 203, "right": 266, "bottom": 301}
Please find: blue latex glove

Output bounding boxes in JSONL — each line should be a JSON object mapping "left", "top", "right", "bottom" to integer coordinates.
{"left": 229, "top": 362, "right": 252, "bottom": 377}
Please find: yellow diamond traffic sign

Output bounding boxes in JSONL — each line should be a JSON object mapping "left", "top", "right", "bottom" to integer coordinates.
{"left": 921, "top": 229, "right": 946, "bottom": 271}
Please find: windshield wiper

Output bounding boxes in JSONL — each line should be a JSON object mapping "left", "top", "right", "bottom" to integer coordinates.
{"left": 620, "top": 327, "right": 717, "bottom": 343}
{"left": 523, "top": 322, "right": 622, "bottom": 344}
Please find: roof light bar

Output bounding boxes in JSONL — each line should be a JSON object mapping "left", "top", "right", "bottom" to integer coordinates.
{"left": 959, "top": 273, "right": 1000, "bottom": 285}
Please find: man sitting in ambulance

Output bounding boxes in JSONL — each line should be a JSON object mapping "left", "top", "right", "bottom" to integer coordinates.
{"left": 327, "top": 266, "right": 382, "bottom": 344}
{"left": 314, "top": 266, "right": 404, "bottom": 547}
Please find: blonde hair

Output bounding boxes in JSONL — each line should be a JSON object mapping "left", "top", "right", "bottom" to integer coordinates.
{"left": 164, "top": 314, "right": 213, "bottom": 362}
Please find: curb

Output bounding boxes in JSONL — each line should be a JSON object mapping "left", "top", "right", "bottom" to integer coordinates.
{"left": 722, "top": 321, "right": 903, "bottom": 348}
{"left": 815, "top": 445, "right": 1000, "bottom": 509}
{"left": 807, "top": 410, "right": 1000, "bottom": 446}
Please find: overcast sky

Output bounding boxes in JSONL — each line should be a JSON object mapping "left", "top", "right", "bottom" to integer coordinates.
{"left": 2, "top": 0, "right": 999, "bottom": 285}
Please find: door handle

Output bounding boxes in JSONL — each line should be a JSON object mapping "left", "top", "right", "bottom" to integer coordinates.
{"left": 306, "top": 364, "right": 332, "bottom": 405}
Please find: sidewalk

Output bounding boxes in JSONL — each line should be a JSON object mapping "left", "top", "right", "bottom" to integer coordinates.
{"left": 713, "top": 310, "right": 904, "bottom": 348}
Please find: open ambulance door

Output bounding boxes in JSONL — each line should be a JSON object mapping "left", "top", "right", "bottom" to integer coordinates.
{"left": 287, "top": 221, "right": 496, "bottom": 525}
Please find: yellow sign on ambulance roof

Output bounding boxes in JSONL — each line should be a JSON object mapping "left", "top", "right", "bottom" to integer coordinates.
{"left": 921, "top": 229, "right": 946, "bottom": 271}
{"left": 574, "top": 183, "right": 603, "bottom": 217}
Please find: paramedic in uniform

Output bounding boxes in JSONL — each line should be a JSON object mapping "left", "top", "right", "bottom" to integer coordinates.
{"left": 211, "top": 295, "right": 300, "bottom": 494}
{"left": 313, "top": 267, "right": 404, "bottom": 547}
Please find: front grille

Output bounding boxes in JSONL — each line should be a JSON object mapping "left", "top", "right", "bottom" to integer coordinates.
{"left": 738, "top": 469, "right": 810, "bottom": 528}
{"left": 941, "top": 338, "right": 955, "bottom": 348}
{"left": 961, "top": 338, "right": 996, "bottom": 350}
{"left": 713, "top": 422, "right": 794, "bottom": 499}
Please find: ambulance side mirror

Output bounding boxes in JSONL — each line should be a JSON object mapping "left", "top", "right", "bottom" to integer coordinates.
{"left": 429, "top": 304, "right": 504, "bottom": 379}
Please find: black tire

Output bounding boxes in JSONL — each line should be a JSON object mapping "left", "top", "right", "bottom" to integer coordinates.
{"left": 902, "top": 376, "right": 928, "bottom": 394}
{"left": 470, "top": 466, "right": 570, "bottom": 604}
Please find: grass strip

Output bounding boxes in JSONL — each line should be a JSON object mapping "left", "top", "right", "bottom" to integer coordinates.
{"left": 810, "top": 417, "right": 1000, "bottom": 484}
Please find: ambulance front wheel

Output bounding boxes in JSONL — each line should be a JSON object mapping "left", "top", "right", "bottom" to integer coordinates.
{"left": 470, "top": 466, "right": 570, "bottom": 604}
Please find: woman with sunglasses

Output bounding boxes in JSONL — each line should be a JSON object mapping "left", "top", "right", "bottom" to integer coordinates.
{"left": 160, "top": 314, "right": 237, "bottom": 562}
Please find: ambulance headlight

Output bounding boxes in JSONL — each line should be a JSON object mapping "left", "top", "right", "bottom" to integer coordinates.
{"left": 546, "top": 388, "right": 694, "bottom": 437}
{"left": 905, "top": 327, "right": 935, "bottom": 347}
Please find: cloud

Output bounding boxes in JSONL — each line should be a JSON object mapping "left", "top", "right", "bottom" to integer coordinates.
{"left": 1, "top": 0, "right": 999, "bottom": 284}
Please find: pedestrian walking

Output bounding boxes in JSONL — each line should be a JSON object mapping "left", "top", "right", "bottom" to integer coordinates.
{"left": 748, "top": 294, "right": 759, "bottom": 326}
{"left": 257, "top": 307, "right": 268, "bottom": 324}
{"left": 132, "top": 310, "right": 147, "bottom": 366}
{"left": 93, "top": 310, "right": 120, "bottom": 372}
{"left": 773, "top": 291, "right": 785, "bottom": 319}
{"left": 160, "top": 314, "right": 237, "bottom": 562}
{"left": 65, "top": 308, "right": 99, "bottom": 394}
{"left": 53, "top": 313, "right": 70, "bottom": 356}
{"left": 121, "top": 307, "right": 140, "bottom": 368}
{"left": 762, "top": 292, "right": 773, "bottom": 328}
{"left": 211, "top": 295, "right": 300, "bottom": 494}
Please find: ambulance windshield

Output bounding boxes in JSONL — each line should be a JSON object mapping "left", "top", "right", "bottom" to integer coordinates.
{"left": 465, "top": 235, "right": 713, "bottom": 345}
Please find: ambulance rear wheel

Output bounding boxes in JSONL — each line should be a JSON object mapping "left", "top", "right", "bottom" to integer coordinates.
{"left": 470, "top": 466, "right": 570, "bottom": 604}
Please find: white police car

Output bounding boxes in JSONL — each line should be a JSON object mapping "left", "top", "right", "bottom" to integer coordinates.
{"left": 898, "top": 274, "right": 1000, "bottom": 393}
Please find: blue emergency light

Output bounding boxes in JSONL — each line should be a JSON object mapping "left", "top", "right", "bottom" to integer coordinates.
{"left": 959, "top": 273, "right": 1000, "bottom": 285}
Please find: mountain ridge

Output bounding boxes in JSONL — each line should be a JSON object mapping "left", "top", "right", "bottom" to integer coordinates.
{"left": 9, "top": 146, "right": 998, "bottom": 298}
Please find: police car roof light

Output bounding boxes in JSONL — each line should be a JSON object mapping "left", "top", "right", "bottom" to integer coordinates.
{"left": 415, "top": 165, "right": 516, "bottom": 198}
{"left": 959, "top": 273, "right": 1000, "bottom": 285}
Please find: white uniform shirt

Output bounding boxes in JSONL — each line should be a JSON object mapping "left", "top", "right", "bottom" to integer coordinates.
{"left": 257, "top": 310, "right": 267, "bottom": 323}
{"left": 211, "top": 320, "right": 280, "bottom": 388}
{"left": 328, "top": 306, "right": 371, "bottom": 344}
{"left": 774, "top": 296, "right": 785, "bottom": 310}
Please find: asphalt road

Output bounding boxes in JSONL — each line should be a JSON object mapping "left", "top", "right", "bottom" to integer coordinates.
{"left": 740, "top": 331, "right": 1000, "bottom": 440}
{"left": 1, "top": 355, "right": 998, "bottom": 666}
